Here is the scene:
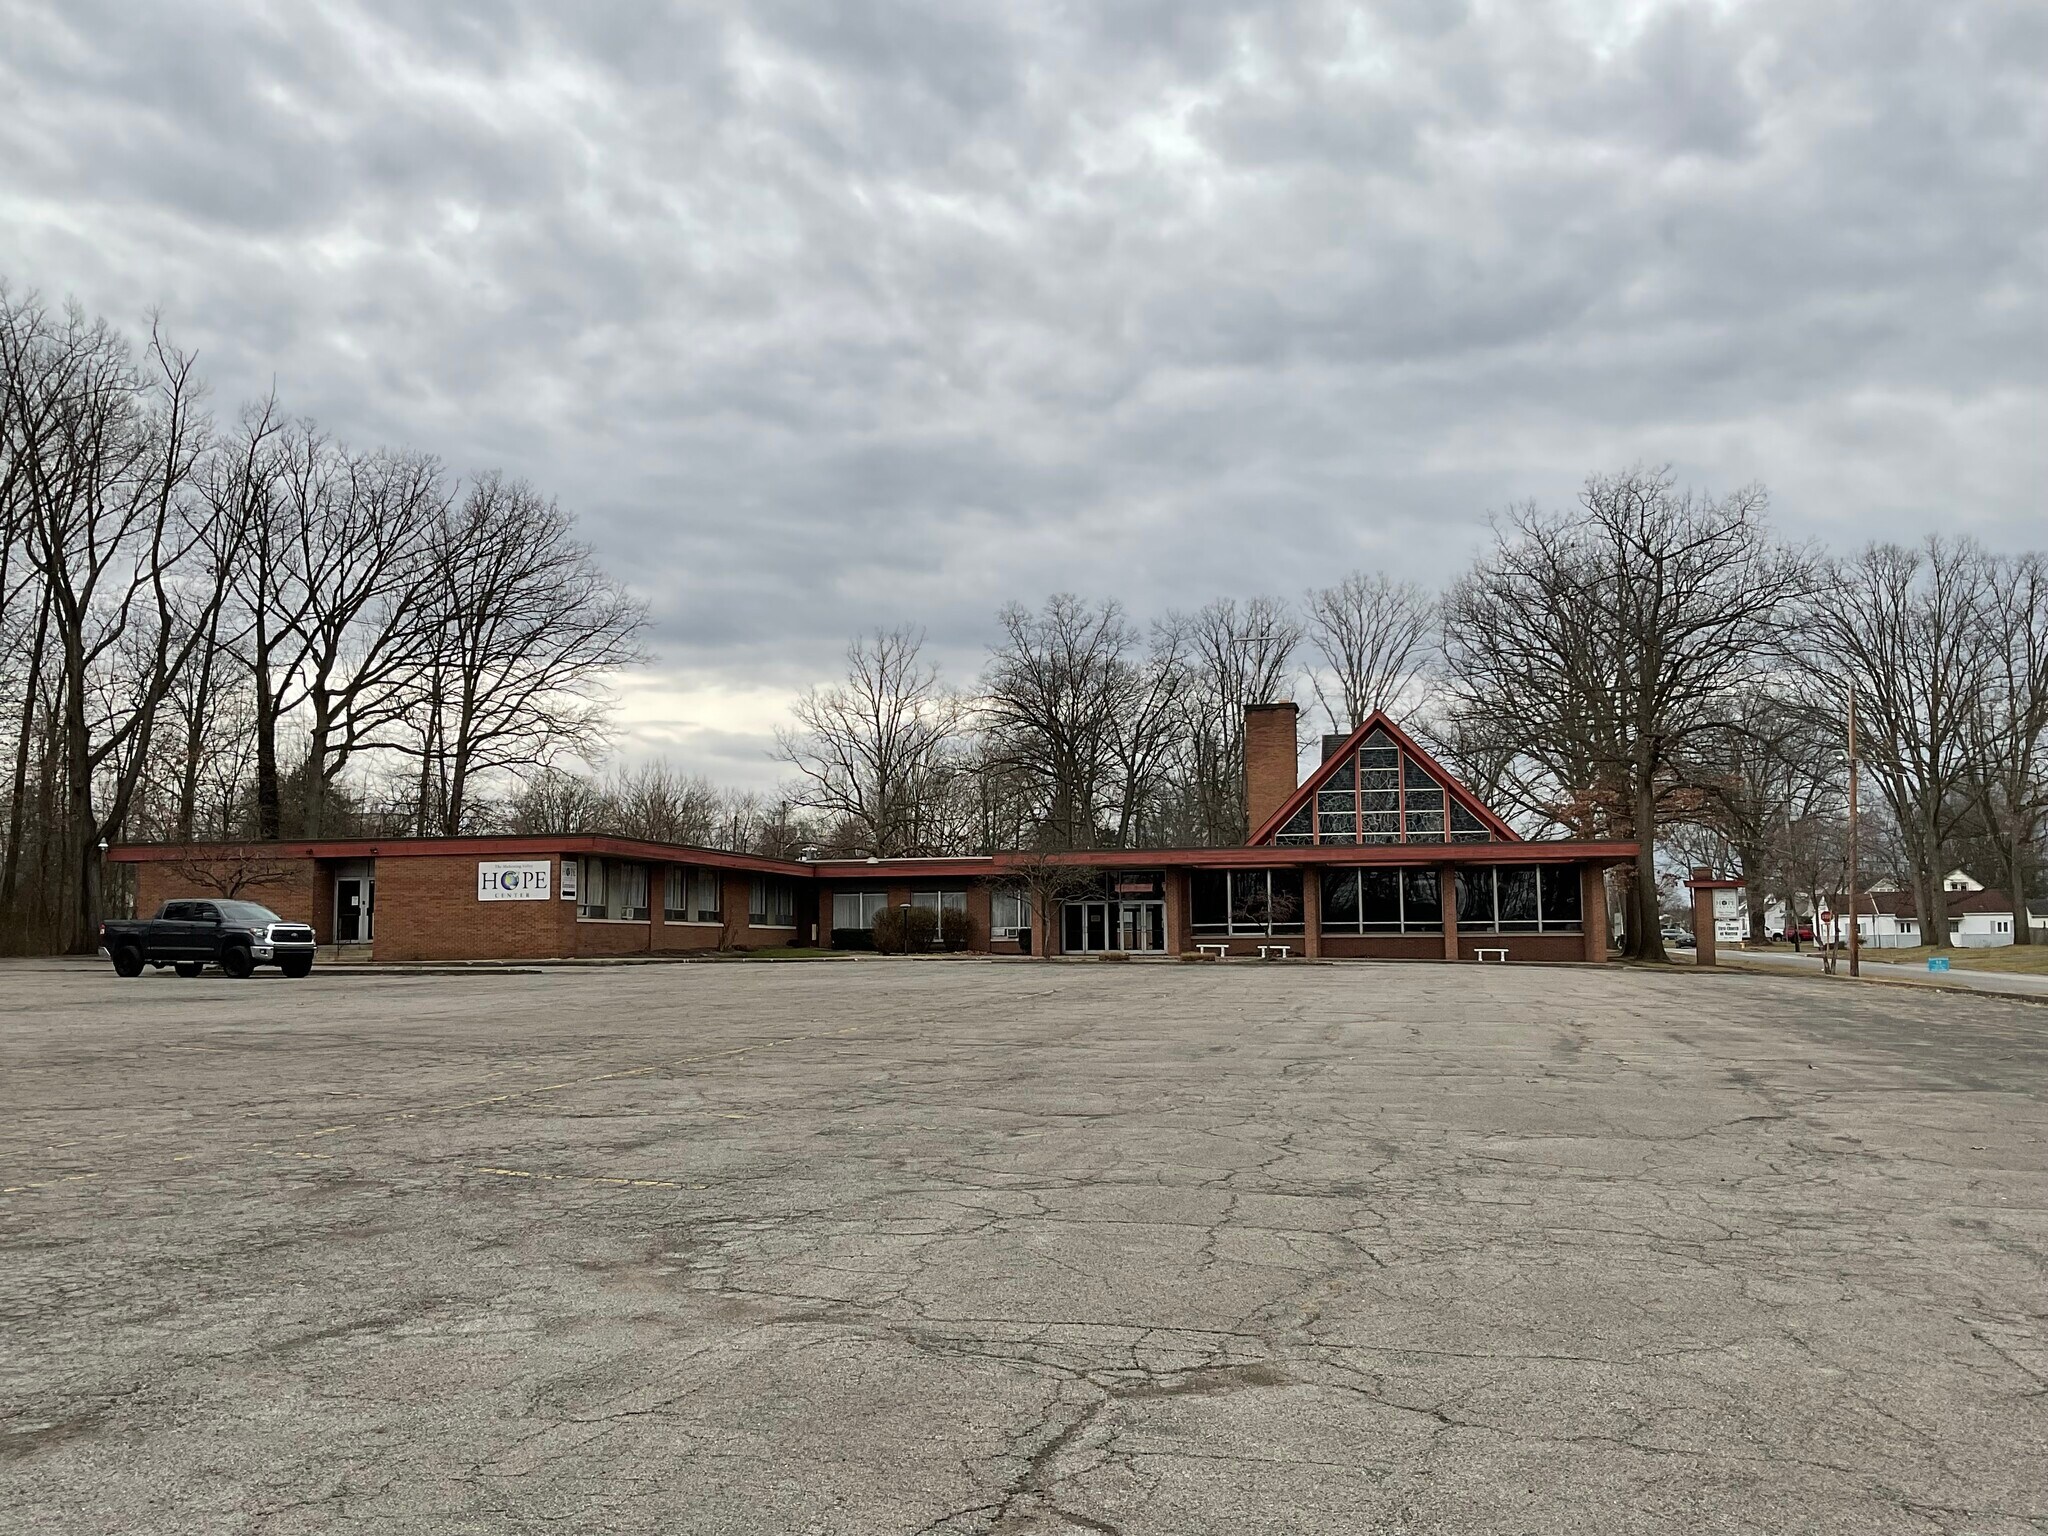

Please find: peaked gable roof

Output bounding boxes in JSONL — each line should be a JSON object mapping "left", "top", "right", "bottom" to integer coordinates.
{"left": 1247, "top": 710, "right": 1522, "bottom": 847}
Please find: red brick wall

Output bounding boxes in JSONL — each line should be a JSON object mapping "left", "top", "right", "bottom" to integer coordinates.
{"left": 134, "top": 859, "right": 322, "bottom": 932}
{"left": 1320, "top": 934, "right": 1445, "bottom": 960}
{"left": 373, "top": 855, "right": 572, "bottom": 962}
{"left": 1243, "top": 703, "right": 1300, "bottom": 836}
{"left": 1455, "top": 933, "right": 1583, "bottom": 963}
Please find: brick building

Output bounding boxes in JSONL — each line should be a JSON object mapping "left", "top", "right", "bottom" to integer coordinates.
{"left": 111, "top": 708, "right": 1637, "bottom": 965}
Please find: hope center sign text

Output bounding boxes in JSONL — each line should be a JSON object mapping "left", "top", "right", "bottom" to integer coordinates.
{"left": 477, "top": 860, "right": 552, "bottom": 901}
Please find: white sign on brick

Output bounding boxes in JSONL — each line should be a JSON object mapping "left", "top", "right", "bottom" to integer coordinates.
{"left": 478, "top": 860, "right": 552, "bottom": 901}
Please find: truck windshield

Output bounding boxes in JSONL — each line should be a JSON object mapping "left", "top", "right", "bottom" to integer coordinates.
{"left": 214, "top": 901, "right": 284, "bottom": 925}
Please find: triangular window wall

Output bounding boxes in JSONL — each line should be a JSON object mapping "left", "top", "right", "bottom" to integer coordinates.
{"left": 1271, "top": 730, "right": 1495, "bottom": 846}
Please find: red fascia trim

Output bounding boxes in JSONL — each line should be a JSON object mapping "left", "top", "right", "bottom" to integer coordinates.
{"left": 107, "top": 835, "right": 816, "bottom": 878}
{"left": 1245, "top": 710, "right": 1523, "bottom": 846}
{"left": 814, "top": 844, "right": 1638, "bottom": 877}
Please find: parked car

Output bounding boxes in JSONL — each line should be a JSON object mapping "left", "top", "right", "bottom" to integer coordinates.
{"left": 1660, "top": 926, "right": 1695, "bottom": 949}
{"left": 99, "top": 899, "right": 317, "bottom": 979}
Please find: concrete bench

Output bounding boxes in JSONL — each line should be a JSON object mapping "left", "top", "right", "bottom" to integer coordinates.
{"left": 1257, "top": 945, "right": 1292, "bottom": 960}
{"left": 1475, "top": 947, "right": 1507, "bottom": 963}
{"left": 1196, "top": 943, "right": 1230, "bottom": 960}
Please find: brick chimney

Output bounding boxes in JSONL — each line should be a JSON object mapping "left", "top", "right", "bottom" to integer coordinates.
{"left": 1243, "top": 703, "right": 1300, "bottom": 837}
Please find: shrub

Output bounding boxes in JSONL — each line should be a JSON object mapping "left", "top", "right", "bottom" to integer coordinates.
{"left": 871, "top": 905, "right": 940, "bottom": 954}
{"left": 831, "top": 927, "right": 876, "bottom": 952}
{"left": 938, "top": 908, "right": 971, "bottom": 952}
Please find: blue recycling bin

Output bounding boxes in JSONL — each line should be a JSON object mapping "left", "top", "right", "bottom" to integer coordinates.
{"left": 1928, "top": 956, "right": 1950, "bottom": 972}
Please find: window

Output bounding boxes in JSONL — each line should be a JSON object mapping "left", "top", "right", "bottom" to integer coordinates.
{"left": 991, "top": 886, "right": 1031, "bottom": 939}
{"left": 1192, "top": 869, "right": 1305, "bottom": 936}
{"left": 912, "top": 890, "right": 968, "bottom": 915}
{"left": 1452, "top": 865, "right": 1583, "bottom": 934}
{"left": 579, "top": 858, "right": 647, "bottom": 921}
{"left": 832, "top": 890, "right": 888, "bottom": 931}
{"left": 664, "top": 868, "right": 725, "bottom": 924}
{"left": 578, "top": 857, "right": 607, "bottom": 919}
{"left": 1318, "top": 868, "right": 1443, "bottom": 934}
{"left": 1280, "top": 728, "right": 1494, "bottom": 846}
{"left": 750, "top": 876, "right": 795, "bottom": 928}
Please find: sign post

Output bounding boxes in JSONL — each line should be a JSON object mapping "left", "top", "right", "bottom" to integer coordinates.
{"left": 1684, "top": 869, "right": 1746, "bottom": 968}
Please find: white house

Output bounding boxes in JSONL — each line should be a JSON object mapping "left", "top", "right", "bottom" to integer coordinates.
{"left": 1770, "top": 871, "right": 2037, "bottom": 949}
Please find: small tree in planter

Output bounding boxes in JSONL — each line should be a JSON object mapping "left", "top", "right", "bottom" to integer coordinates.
{"left": 1007, "top": 852, "right": 1100, "bottom": 958}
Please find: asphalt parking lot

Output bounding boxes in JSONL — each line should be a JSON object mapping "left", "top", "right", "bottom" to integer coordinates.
{"left": 3, "top": 958, "right": 2045, "bottom": 1535}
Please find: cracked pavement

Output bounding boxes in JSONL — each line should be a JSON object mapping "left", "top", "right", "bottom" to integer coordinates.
{"left": 2, "top": 957, "right": 2045, "bottom": 1534}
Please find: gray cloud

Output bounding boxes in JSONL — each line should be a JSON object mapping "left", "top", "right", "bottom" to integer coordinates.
{"left": 3, "top": 0, "right": 2043, "bottom": 785}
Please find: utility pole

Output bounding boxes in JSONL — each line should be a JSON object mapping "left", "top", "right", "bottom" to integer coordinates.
{"left": 1847, "top": 679, "right": 1860, "bottom": 979}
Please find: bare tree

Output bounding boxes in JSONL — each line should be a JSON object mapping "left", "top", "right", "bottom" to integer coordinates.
{"left": 1171, "top": 596, "right": 1300, "bottom": 845}
{"left": 1682, "top": 684, "right": 1840, "bottom": 941}
{"left": 506, "top": 767, "right": 611, "bottom": 834}
{"left": 1442, "top": 467, "right": 1809, "bottom": 960}
{"left": 0, "top": 295, "right": 222, "bottom": 948}
{"left": 603, "top": 759, "right": 726, "bottom": 845}
{"left": 288, "top": 445, "right": 446, "bottom": 836}
{"left": 776, "top": 627, "right": 962, "bottom": 857}
{"left": 404, "top": 474, "right": 647, "bottom": 834}
{"left": 980, "top": 595, "right": 1142, "bottom": 850}
{"left": 1962, "top": 553, "right": 2048, "bottom": 944}
{"left": 1802, "top": 538, "right": 1990, "bottom": 947}
{"left": 1305, "top": 572, "right": 1434, "bottom": 732}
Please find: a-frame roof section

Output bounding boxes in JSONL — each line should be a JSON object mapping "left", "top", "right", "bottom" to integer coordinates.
{"left": 1246, "top": 710, "right": 1523, "bottom": 846}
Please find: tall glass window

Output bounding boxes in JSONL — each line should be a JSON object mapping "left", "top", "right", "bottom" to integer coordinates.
{"left": 1192, "top": 870, "right": 1305, "bottom": 935}
{"left": 1319, "top": 868, "right": 1443, "bottom": 934}
{"left": 1453, "top": 866, "right": 1584, "bottom": 933}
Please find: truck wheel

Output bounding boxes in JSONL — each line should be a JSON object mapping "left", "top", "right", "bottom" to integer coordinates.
{"left": 280, "top": 955, "right": 313, "bottom": 979}
{"left": 111, "top": 944, "right": 145, "bottom": 978}
{"left": 174, "top": 962, "right": 203, "bottom": 978}
{"left": 219, "top": 944, "right": 255, "bottom": 979}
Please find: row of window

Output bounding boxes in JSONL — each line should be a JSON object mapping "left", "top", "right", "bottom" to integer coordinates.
{"left": 1191, "top": 866, "right": 1584, "bottom": 935}
{"left": 576, "top": 858, "right": 796, "bottom": 928}
{"left": 828, "top": 888, "right": 1036, "bottom": 939}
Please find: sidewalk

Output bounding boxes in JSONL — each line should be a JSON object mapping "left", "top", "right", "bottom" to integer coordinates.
{"left": 1724, "top": 947, "right": 2048, "bottom": 1002}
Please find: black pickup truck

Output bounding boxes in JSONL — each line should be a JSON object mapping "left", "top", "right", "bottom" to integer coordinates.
{"left": 99, "top": 900, "right": 318, "bottom": 978}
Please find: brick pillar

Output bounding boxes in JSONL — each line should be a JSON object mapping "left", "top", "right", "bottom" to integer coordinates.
{"left": 1581, "top": 864, "right": 1609, "bottom": 963}
{"left": 1163, "top": 870, "right": 1187, "bottom": 955}
{"left": 1302, "top": 866, "right": 1321, "bottom": 958}
{"left": 1243, "top": 702, "right": 1301, "bottom": 837}
{"left": 1440, "top": 862, "right": 1460, "bottom": 961}
{"left": 1692, "top": 881, "right": 1718, "bottom": 967}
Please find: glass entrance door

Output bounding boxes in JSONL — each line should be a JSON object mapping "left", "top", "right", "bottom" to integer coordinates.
{"left": 1063, "top": 900, "right": 1166, "bottom": 953}
{"left": 1120, "top": 901, "right": 1164, "bottom": 952}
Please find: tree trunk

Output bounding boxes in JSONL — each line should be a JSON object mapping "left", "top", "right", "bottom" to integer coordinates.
{"left": 0, "top": 597, "right": 49, "bottom": 912}
{"left": 1632, "top": 777, "right": 1665, "bottom": 961}
{"left": 253, "top": 654, "right": 282, "bottom": 841}
{"left": 62, "top": 647, "right": 97, "bottom": 954}
{"left": 2002, "top": 840, "right": 2032, "bottom": 947}
{"left": 303, "top": 707, "right": 332, "bottom": 837}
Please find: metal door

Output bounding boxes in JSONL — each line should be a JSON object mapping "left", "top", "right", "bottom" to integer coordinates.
{"left": 336, "top": 880, "right": 363, "bottom": 944}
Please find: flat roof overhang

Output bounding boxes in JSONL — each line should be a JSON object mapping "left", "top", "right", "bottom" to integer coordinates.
{"left": 808, "top": 842, "right": 1639, "bottom": 879}
{"left": 105, "top": 834, "right": 812, "bottom": 879}
{"left": 112, "top": 835, "right": 1641, "bottom": 882}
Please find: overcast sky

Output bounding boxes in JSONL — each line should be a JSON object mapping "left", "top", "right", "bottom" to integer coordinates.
{"left": 3, "top": 0, "right": 2043, "bottom": 788}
